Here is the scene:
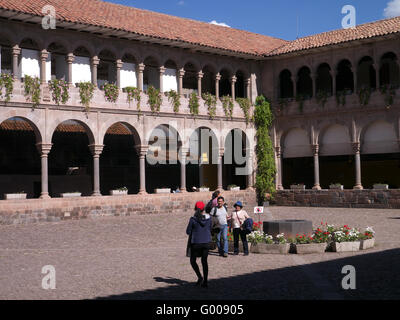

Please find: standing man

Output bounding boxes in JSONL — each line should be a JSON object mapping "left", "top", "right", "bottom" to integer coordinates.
{"left": 211, "top": 196, "right": 229, "bottom": 257}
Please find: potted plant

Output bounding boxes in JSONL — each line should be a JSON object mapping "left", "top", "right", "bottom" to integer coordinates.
{"left": 293, "top": 233, "right": 328, "bottom": 254}
{"left": 60, "top": 191, "right": 81, "bottom": 198}
{"left": 332, "top": 225, "right": 361, "bottom": 252}
{"left": 329, "top": 183, "right": 344, "bottom": 190}
{"left": 4, "top": 192, "right": 27, "bottom": 200}
{"left": 290, "top": 183, "right": 305, "bottom": 190}
{"left": 110, "top": 186, "right": 128, "bottom": 196}
{"left": 373, "top": 183, "right": 389, "bottom": 190}
{"left": 154, "top": 187, "right": 171, "bottom": 194}
{"left": 228, "top": 184, "right": 240, "bottom": 191}
{"left": 198, "top": 186, "right": 210, "bottom": 192}
{"left": 359, "top": 227, "right": 375, "bottom": 250}
{"left": 250, "top": 232, "right": 290, "bottom": 254}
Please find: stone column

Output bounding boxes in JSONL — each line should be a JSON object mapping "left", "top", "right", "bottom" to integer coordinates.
{"left": 180, "top": 148, "right": 188, "bottom": 192}
{"left": 40, "top": 49, "right": 49, "bottom": 84}
{"left": 351, "top": 66, "right": 357, "bottom": 93}
{"left": 217, "top": 148, "right": 224, "bottom": 190}
{"left": 12, "top": 45, "right": 21, "bottom": 80}
{"left": 66, "top": 53, "right": 75, "bottom": 86}
{"left": 275, "top": 146, "right": 284, "bottom": 190}
{"left": 36, "top": 143, "right": 52, "bottom": 199}
{"left": 373, "top": 63, "right": 380, "bottom": 89}
{"left": 246, "top": 78, "right": 251, "bottom": 100}
{"left": 91, "top": 56, "right": 100, "bottom": 88}
{"left": 215, "top": 73, "right": 221, "bottom": 100}
{"left": 178, "top": 68, "right": 185, "bottom": 96}
{"left": 197, "top": 71, "right": 204, "bottom": 97}
{"left": 311, "top": 72, "right": 317, "bottom": 98}
{"left": 137, "top": 146, "right": 148, "bottom": 194}
{"left": 352, "top": 142, "right": 363, "bottom": 190}
{"left": 331, "top": 69, "right": 336, "bottom": 95}
{"left": 115, "top": 59, "right": 123, "bottom": 89}
{"left": 246, "top": 151, "right": 254, "bottom": 190}
{"left": 159, "top": 66, "right": 166, "bottom": 93}
{"left": 231, "top": 75, "right": 237, "bottom": 101}
{"left": 291, "top": 75, "right": 297, "bottom": 98}
{"left": 312, "top": 144, "right": 321, "bottom": 190}
{"left": 137, "top": 63, "right": 145, "bottom": 91}
{"left": 89, "top": 144, "right": 104, "bottom": 196}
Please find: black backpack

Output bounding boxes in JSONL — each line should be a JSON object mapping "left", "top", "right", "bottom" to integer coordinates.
{"left": 205, "top": 199, "right": 213, "bottom": 213}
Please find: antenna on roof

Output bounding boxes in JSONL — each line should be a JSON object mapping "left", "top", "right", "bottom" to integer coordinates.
{"left": 296, "top": 13, "right": 299, "bottom": 39}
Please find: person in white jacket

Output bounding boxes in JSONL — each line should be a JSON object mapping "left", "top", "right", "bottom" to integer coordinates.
{"left": 227, "top": 201, "right": 250, "bottom": 255}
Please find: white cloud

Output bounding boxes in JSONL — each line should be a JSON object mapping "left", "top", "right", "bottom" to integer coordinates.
{"left": 384, "top": 0, "right": 400, "bottom": 18}
{"left": 209, "top": 20, "right": 231, "bottom": 28}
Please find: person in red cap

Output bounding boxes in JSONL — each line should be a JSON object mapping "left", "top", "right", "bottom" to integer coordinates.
{"left": 186, "top": 201, "right": 212, "bottom": 288}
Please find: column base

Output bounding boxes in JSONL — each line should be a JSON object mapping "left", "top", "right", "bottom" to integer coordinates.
{"left": 40, "top": 193, "right": 51, "bottom": 199}
{"left": 246, "top": 186, "right": 255, "bottom": 191}
{"left": 91, "top": 192, "right": 102, "bottom": 197}
{"left": 277, "top": 185, "right": 284, "bottom": 191}
{"left": 312, "top": 185, "right": 322, "bottom": 190}
{"left": 353, "top": 185, "right": 364, "bottom": 190}
{"left": 179, "top": 189, "right": 188, "bottom": 193}
{"left": 138, "top": 190, "right": 148, "bottom": 195}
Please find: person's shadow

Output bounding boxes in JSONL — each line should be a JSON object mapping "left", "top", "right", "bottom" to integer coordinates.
{"left": 153, "top": 277, "right": 189, "bottom": 286}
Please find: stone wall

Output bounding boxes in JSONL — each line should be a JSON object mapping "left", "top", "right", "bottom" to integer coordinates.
{"left": 275, "top": 190, "right": 400, "bottom": 209}
{"left": 0, "top": 190, "right": 257, "bottom": 225}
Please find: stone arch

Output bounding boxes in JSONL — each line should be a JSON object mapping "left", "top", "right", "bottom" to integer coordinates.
{"left": 48, "top": 117, "right": 96, "bottom": 146}
{"left": 319, "top": 124, "right": 352, "bottom": 156}
{"left": 71, "top": 41, "right": 95, "bottom": 57}
{"left": 361, "top": 120, "right": 399, "bottom": 154}
{"left": 143, "top": 55, "right": 161, "bottom": 90}
{"left": 183, "top": 62, "right": 198, "bottom": 94}
{"left": 281, "top": 128, "right": 312, "bottom": 158}
{"left": 235, "top": 69, "right": 248, "bottom": 99}
{"left": 181, "top": 58, "right": 200, "bottom": 72}
{"left": 0, "top": 29, "right": 17, "bottom": 46}
{"left": 98, "top": 49, "right": 117, "bottom": 86}
{"left": 336, "top": 59, "right": 354, "bottom": 93}
{"left": 380, "top": 52, "right": 400, "bottom": 87}
{"left": 202, "top": 64, "right": 216, "bottom": 95}
{"left": 296, "top": 66, "right": 313, "bottom": 98}
{"left": 316, "top": 63, "right": 333, "bottom": 96}
{"left": 0, "top": 116, "right": 43, "bottom": 143}
{"left": 100, "top": 121, "right": 141, "bottom": 146}
{"left": 357, "top": 56, "right": 376, "bottom": 90}
{"left": 0, "top": 110, "right": 44, "bottom": 143}
{"left": 219, "top": 68, "right": 231, "bottom": 97}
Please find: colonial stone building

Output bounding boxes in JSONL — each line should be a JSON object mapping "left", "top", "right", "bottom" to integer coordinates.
{"left": 1, "top": 0, "right": 400, "bottom": 219}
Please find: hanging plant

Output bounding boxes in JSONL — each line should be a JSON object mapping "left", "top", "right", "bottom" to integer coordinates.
{"left": 147, "top": 85, "right": 162, "bottom": 113}
{"left": 102, "top": 83, "right": 119, "bottom": 103}
{"left": 254, "top": 95, "right": 276, "bottom": 204}
{"left": 76, "top": 81, "right": 95, "bottom": 112}
{"left": 24, "top": 75, "right": 41, "bottom": 109}
{"left": 165, "top": 89, "right": 181, "bottom": 113}
{"left": 236, "top": 97, "right": 252, "bottom": 124}
{"left": 48, "top": 79, "right": 69, "bottom": 105}
{"left": 316, "top": 90, "right": 329, "bottom": 108}
{"left": 336, "top": 90, "right": 346, "bottom": 106}
{"left": 0, "top": 73, "right": 14, "bottom": 103}
{"left": 202, "top": 92, "right": 217, "bottom": 119}
{"left": 357, "top": 86, "right": 371, "bottom": 106}
{"left": 278, "top": 97, "right": 290, "bottom": 109}
{"left": 380, "top": 84, "right": 396, "bottom": 107}
{"left": 188, "top": 92, "right": 199, "bottom": 116}
{"left": 295, "top": 94, "right": 305, "bottom": 113}
{"left": 221, "top": 95, "right": 234, "bottom": 119}
{"left": 123, "top": 87, "right": 141, "bottom": 112}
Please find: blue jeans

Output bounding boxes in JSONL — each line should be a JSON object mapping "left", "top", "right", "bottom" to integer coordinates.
{"left": 217, "top": 224, "right": 228, "bottom": 254}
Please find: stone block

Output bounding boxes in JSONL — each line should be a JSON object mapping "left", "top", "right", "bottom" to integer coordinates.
{"left": 263, "top": 219, "right": 313, "bottom": 239}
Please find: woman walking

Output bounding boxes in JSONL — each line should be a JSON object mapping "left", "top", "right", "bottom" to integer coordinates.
{"left": 186, "top": 201, "right": 212, "bottom": 288}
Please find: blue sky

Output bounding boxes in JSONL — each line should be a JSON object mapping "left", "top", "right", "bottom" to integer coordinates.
{"left": 107, "top": 0, "right": 397, "bottom": 40}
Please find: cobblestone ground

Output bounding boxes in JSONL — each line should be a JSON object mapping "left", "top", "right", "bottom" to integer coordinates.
{"left": 0, "top": 206, "right": 399, "bottom": 300}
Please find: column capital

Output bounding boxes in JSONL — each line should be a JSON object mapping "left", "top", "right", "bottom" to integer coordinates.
{"left": 12, "top": 45, "right": 21, "bottom": 56}
{"left": 136, "top": 145, "right": 149, "bottom": 156}
{"left": 91, "top": 56, "right": 100, "bottom": 66}
{"left": 40, "top": 49, "right": 49, "bottom": 61}
{"left": 180, "top": 147, "right": 190, "bottom": 156}
{"left": 115, "top": 59, "right": 123, "bottom": 69}
{"left": 245, "top": 77, "right": 251, "bottom": 85}
{"left": 312, "top": 144, "right": 319, "bottom": 155}
{"left": 89, "top": 144, "right": 104, "bottom": 156}
{"left": 275, "top": 145, "right": 281, "bottom": 156}
{"left": 218, "top": 148, "right": 225, "bottom": 157}
{"left": 352, "top": 142, "right": 361, "bottom": 154}
{"left": 138, "top": 63, "right": 145, "bottom": 72}
{"left": 159, "top": 66, "right": 166, "bottom": 74}
{"left": 178, "top": 68, "right": 185, "bottom": 78}
{"left": 66, "top": 53, "right": 75, "bottom": 64}
{"left": 36, "top": 143, "right": 53, "bottom": 155}
{"left": 215, "top": 73, "right": 221, "bottom": 81}
{"left": 231, "top": 75, "right": 237, "bottom": 83}
{"left": 197, "top": 71, "right": 204, "bottom": 79}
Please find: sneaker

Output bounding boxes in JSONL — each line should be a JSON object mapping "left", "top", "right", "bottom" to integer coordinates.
{"left": 223, "top": 253, "right": 228, "bottom": 257}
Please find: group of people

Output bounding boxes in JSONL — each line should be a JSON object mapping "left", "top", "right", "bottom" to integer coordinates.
{"left": 185, "top": 190, "right": 251, "bottom": 288}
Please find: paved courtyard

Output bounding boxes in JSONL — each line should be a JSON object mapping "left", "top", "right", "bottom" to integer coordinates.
{"left": 0, "top": 206, "right": 399, "bottom": 300}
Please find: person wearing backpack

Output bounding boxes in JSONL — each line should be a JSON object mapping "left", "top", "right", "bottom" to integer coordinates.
{"left": 228, "top": 201, "right": 250, "bottom": 256}
{"left": 210, "top": 196, "right": 229, "bottom": 257}
{"left": 205, "top": 190, "right": 220, "bottom": 214}
{"left": 186, "top": 201, "right": 212, "bottom": 288}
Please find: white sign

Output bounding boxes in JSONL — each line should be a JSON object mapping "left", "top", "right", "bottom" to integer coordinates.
{"left": 254, "top": 207, "right": 263, "bottom": 214}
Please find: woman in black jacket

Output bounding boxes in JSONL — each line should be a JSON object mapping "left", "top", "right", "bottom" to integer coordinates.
{"left": 186, "top": 201, "right": 212, "bottom": 288}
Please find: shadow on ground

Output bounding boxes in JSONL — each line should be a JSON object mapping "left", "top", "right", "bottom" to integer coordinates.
{"left": 95, "top": 248, "right": 400, "bottom": 300}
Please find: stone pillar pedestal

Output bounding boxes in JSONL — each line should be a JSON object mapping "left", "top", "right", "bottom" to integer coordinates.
{"left": 178, "top": 68, "right": 185, "bottom": 96}
{"left": 352, "top": 142, "right": 363, "bottom": 190}
{"left": 137, "top": 145, "right": 149, "bottom": 194}
{"left": 91, "top": 56, "right": 100, "bottom": 88}
{"left": 312, "top": 144, "right": 321, "bottom": 190}
{"left": 275, "top": 146, "right": 284, "bottom": 190}
{"left": 231, "top": 75, "right": 237, "bottom": 101}
{"left": 246, "top": 78, "right": 251, "bottom": 100}
{"left": 116, "top": 59, "right": 123, "bottom": 89}
{"left": 137, "top": 63, "right": 145, "bottom": 91}
{"left": 12, "top": 45, "right": 21, "bottom": 80}
{"left": 36, "top": 143, "right": 53, "bottom": 199}
{"left": 89, "top": 144, "right": 104, "bottom": 196}
{"left": 159, "top": 66, "right": 166, "bottom": 93}
{"left": 215, "top": 73, "right": 221, "bottom": 100}
{"left": 197, "top": 71, "right": 204, "bottom": 97}
{"left": 180, "top": 148, "right": 189, "bottom": 193}
{"left": 40, "top": 49, "right": 49, "bottom": 84}
{"left": 217, "top": 148, "right": 224, "bottom": 190}
{"left": 66, "top": 53, "right": 75, "bottom": 86}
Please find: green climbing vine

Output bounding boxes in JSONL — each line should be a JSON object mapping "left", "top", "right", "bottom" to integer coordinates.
{"left": 166, "top": 89, "right": 181, "bottom": 113}
{"left": 254, "top": 95, "right": 276, "bottom": 204}
{"left": 188, "top": 92, "right": 199, "bottom": 116}
{"left": 358, "top": 86, "right": 371, "bottom": 106}
{"left": 221, "top": 95, "right": 234, "bottom": 119}
{"left": 147, "top": 85, "right": 162, "bottom": 113}
{"left": 24, "top": 75, "right": 41, "bottom": 109}
{"left": 76, "top": 81, "right": 95, "bottom": 112}
{"left": 380, "top": 84, "right": 396, "bottom": 107}
{"left": 316, "top": 90, "right": 329, "bottom": 108}
{"left": 48, "top": 79, "right": 69, "bottom": 105}
{"left": 0, "top": 73, "right": 14, "bottom": 102}
{"left": 123, "top": 86, "right": 141, "bottom": 112}
{"left": 236, "top": 97, "right": 252, "bottom": 124}
{"left": 102, "top": 83, "right": 119, "bottom": 103}
{"left": 202, "top": 92, "right": 217, "bottom": 119}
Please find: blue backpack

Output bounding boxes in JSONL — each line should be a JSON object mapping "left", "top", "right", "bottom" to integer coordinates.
{"left": 243, "top": 218, "right": 254, "bottom": 234}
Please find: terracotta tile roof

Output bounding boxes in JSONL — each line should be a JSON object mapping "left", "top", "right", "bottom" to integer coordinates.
{"left": 268, "top": 16, "right": 400, "bottom": 56}
{"left": 0, "top": 0, "right": 287, "bottom": 56}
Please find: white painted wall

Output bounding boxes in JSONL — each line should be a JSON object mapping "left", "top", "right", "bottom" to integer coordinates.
{"left": 283, "top": 128, "right": 312, "bottom": 158}
{"left": 72, "top": 56, "right": 91, "bottom": 84}
{"left": 320, "top": 124, "right": 352, "bottom": 156}
{"left": 163, "top": 68, "right": 178, "bottom": 92}
{"left": 21, "top": 48, "right": 40, "bottom": 78}
{"left": 120, "top": 62, "right": 137, "bottom": 88}
{"left": 362, "top": 121, "right": 399, "bottom": 154}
